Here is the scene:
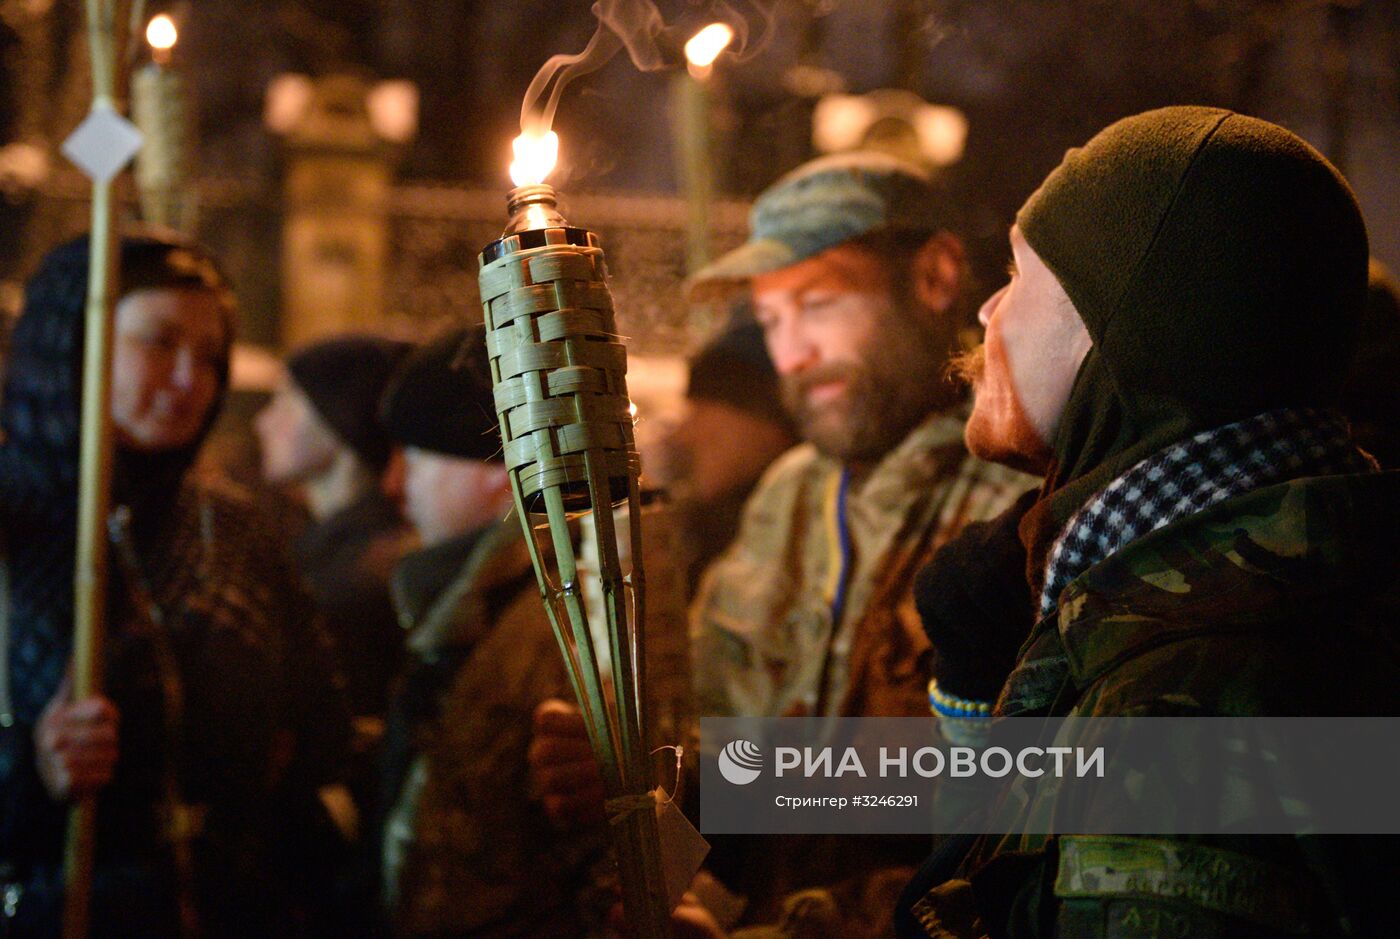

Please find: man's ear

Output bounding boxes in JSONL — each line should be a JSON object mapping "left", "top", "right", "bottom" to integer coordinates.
{"left": 910, "top": 232, "right": 966, "bottom": 314}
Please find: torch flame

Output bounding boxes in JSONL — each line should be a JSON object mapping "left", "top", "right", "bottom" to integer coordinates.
{"left": 685, "top": 23, "right": 734, "bottom": 69}
{"left": 146, "top": 14, "right": 178, "bottom": 52}
{"left": 510, "top": 130, "right": 560, "bottom": 187}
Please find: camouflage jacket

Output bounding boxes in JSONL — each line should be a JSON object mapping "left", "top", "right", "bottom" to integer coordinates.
{"left": 691, "top": 412, "right": 1035, "bottom": 725}
{"left": 689, "top": 413, "right": 1033, "bottom": 933}
{"left": 904, "top": 470, "right": 1400, "bottom": 939}
{"left": 381, "top": 521, "right": 604, "bottom": 937}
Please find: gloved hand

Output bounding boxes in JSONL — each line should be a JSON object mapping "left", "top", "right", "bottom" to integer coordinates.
{"left": 914, "top": 488, "right": 1040, "bottom": 705}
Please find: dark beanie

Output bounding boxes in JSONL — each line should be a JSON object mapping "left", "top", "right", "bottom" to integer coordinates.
{"left": 1013, "top": 107, "right": 1369, "bottom": 577}
{"left": 687, "top": 321, "right": 795, "bottom": 435}
{"left": 287, "top": 335, "right": 413, "bottom": 471}
{"left": 380, "top": 325, "right": 502, "bottom": 461}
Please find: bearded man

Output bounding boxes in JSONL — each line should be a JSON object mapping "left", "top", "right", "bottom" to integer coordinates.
{"left": 685, "top": 151, "right": 1035, "bottom": 728}
{"left": 531, "top": 151, "right": 1036, "bottom": 937}
{"left": 897, "top": 106, "right": 1400, "bottom": 939}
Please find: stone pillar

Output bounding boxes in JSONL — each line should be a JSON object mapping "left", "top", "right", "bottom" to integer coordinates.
{"left": 277, "top": 74, "right": 391, "bottom": 347}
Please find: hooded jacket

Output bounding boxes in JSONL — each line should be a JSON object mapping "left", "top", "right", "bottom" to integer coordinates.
{"left": 898, "top": 108, "right": 1398, "bottom": 938}
{"left": 0, "top": 234, "right": 351, "bottom": 939}
{"left": 1014, "top": 106, "right": 1369, "bottom": 584}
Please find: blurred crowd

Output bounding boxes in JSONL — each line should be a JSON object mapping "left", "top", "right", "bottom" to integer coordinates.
{"left": 1, "top": 105, "right": 1398, "bottom": 939}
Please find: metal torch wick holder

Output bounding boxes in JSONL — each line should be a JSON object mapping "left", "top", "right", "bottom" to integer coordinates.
{"left": 482, "top": 183, "right": 598, "bottom": 263}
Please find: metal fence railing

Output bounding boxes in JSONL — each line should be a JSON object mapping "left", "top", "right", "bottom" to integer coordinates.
{"left": 8, "top": 170, "right": 752, "bottom": 357}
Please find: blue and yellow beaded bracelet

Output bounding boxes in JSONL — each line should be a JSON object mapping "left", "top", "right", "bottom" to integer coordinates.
{"left": 927, "top": 678, "right": 993, "bottom": 719}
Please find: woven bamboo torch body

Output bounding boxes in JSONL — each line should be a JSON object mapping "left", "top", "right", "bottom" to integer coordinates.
{"left": 131, "top": 15, "right": 195, "bottom": 234}
{"left": 479, "top": 184, "right": 671, "bottom": 937}
{"left": 131, "top": 60, "right": 192, "bottom": 231}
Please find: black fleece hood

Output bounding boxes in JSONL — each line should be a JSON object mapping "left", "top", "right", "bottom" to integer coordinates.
{"left": 1012, "top": 106, "right": 1369, "bottom": 579}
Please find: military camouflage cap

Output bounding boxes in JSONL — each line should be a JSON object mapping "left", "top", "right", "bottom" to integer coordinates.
{"left": 685, "top": 150, "right": 951, "bottom": 302}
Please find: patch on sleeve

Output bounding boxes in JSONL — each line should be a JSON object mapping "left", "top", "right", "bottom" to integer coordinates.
{"left": 1054, "top": 836, "right": 1316, "bottom": 934}
{"left": 1058, "top": 897, "right": 1234, "bottom": 939}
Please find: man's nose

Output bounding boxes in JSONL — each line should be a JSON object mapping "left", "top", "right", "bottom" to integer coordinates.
{"left": 170, "top": 347, "right": 199, "bottom": 389}
{"left": 253, "top": 404, "right": 272, "bottom": 437}
{"left": 381, "top": 448, "right": 407, "bottom": 506}
{"left": 977, "top": 285, "right": 1008, "bottom": 329}
{"left": 766, "top": 317, "right": 817, "bottom": 376}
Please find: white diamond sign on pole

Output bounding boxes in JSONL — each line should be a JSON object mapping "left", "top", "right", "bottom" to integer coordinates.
{"left": 61, "top": 103, "right": 143, "bottom": 183}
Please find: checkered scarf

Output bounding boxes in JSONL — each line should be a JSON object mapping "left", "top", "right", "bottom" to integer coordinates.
{"left": 1039, "top": 407, "right": 1375, "bottom": 614}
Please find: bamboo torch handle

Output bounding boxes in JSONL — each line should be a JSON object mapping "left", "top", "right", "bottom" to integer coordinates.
{"left": 63, "top": 179, "right": 117, "bottom": 939}
{"left": 63, "top": 1, "right": 133, "bottom": 936}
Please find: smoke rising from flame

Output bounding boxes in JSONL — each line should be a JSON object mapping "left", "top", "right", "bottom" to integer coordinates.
{"left": 519, "top": 0, "right": 775, "bottom": 136}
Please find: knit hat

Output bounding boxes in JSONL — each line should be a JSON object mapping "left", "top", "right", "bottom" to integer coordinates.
{"left": 686, "top": 321, "right": 795, "bottom": 435}
{"left": 287, "top": 335, "right": 413, "bottom": 471}
{"left": 380, "top": 325, "right": 502, "bottom": 461}
{"left": 685, "top": 150, "right": 954, "bottom": 301}
{"left": 1012, "top": 107, "right": 1369, "bottom": 581}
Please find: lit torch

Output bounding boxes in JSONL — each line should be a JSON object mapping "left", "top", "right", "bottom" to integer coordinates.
{"left": 673, "top": 23, "right": 733, "bottom": 274}
{"left": 479, "top": 133, "right": 672, "bottom": 937}
{"left": 132, "top": 14, "right": 195, "bottom": 232}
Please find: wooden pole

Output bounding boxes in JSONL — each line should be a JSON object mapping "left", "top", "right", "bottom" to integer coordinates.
{"left": 63, "top": 0, "right": 133, "bottom": 935}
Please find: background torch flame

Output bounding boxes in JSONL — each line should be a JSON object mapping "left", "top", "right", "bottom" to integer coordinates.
{"left": 684, "top": 22, "right": 734, "bottom": 69}
{"left": 146, "top": 14, "right": 178, "bottom": 52}
{"left": 510, "top": 130, "right": 560, "bottom": 187}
